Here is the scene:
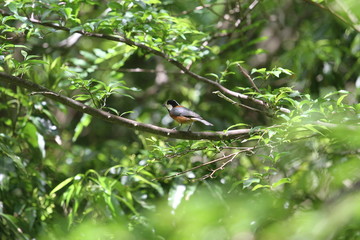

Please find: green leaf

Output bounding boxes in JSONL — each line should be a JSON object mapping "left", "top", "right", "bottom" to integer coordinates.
{"left": 50, "top": 177, "right": 74, "bottom": 196}
{"left": 277, "top": 67, "right": 294, "bottom": 75}
{"left": 104, "top": 107, "right": 119, "bottom": 115}
{"left": 120, "top": 110, "right": 133, "bottom": 117}
{"left": 20, "top": 50, "right": 28, "bottom": 59}
{"left": 0, "top": 142, "right": 26, "bottom": 173}
{"left": 63, "top": 8, "right": 73, "bottom": 19}
{"left": 272, "top": 70, "right": 281, "bottom": 78}
{"left": 72, "top": 114, "right": 92, "bottom": 142}
{"left": 228, "top": 60, "right": 244, "bottom": 67}
{"left": 23, "top": 122, "right": 39, "bottom": 149}
{"left": 336, "top": 94, "right": 348, "bottom": 106}
{"left": 133, "top": 175, "right": 164, "bottom": 196}
{"left": 93, "top": 48, "right": 107, "bottom": 59}
{"left": 252, "top": 184, "right": 271, "bottom": 191}
{"left": 242, "top": 178, "right": 260, "bottom": 189}
{"left": 251, "top": 68, "right": 266, "bottom": 75}
{"left": 69, "top": 26, "right": 83, "bottom": 34}
{"left": 73, "top": 94, "right": 92, "bottom": 101}
{"left": 206, "top": 73, "right": 219, "bottom": 80}
{"left": 272, "top": 178, "right": 292, "bottom": 188}
{"left": 7, "top": 2, "right": 20, "bottom": 14}
{"left": 324, "top": 90, "right": 349, "bottom": 99}
{"left": 24, "top": 59, "right": 48, "bottom": 65}
{"left": 0, "top": 213, "right": 20, "bottom": 233}
{"left": 108, "top": 1, "right": 122, "bottom": 10}
{"left": 224, "top": 123, "right": 249, "bottom": 132}
{"left": 303, "top": 124, "right": 325, "bottom": 136}
{"left": 144, "top": 0, "right": 161, "bottom": 4}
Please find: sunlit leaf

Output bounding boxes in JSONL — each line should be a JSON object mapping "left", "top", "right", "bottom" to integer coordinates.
{"left": 272, "top": 178, "right": 292, "bottom": 188}
{"left": 50, "top": 177, "right": 74, "bottom": 196}
{"left": 72, "top": 114, "right": 92, "bottom": 142}
{"left": 242, "top": 178, "right": 260, "bottom": 189}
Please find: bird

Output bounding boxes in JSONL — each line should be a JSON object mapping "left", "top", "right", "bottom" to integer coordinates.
{"left": 164, "top": 99, "right": 213, "bottom": 131}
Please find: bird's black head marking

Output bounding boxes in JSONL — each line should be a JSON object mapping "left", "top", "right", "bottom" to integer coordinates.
{"left": 166, "top": 100, "right": 180, "bottom": 107}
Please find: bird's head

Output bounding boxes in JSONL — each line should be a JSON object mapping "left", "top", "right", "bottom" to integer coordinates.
{"left": 164, "top": 99, "right": 179, "bottom": 111}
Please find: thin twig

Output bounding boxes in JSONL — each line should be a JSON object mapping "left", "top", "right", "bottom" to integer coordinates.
{"left": 237, "top": 63, "right": 260, "bottom": 93}
{"left": 237, "top": 0, "right": 260, "bottom": 26}
{"left": 158, "top": 147, "right": 256, "bottom": 181}
{"left": 165, "top": 146, "right": 208, "bottom": 158}
{"left": 198, "top": 147, "right": 255, "bottom": 180}
{"left": 213, "top": 90, "right": 264, "bottom": 113}
{"left": 208, "top": 151, "right": 241, "bottom": 178}
{"left": 110, "top": 68, "right": 182, "bottom": 74}
{"left": 157, "top": 152, "right": 239, "bottom": 181}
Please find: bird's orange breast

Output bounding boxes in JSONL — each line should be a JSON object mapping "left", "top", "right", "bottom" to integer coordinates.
{"left": 171, "top": 115, "right": 195, "bottom": 124}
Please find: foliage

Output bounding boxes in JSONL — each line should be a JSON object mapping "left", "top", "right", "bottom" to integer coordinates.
{"left": 1, "top": 0, "right": 360, "bottom": 239}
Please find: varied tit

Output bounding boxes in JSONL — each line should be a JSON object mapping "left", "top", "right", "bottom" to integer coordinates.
{"left": 164, "top": 99, "right": 213, "bottom": 131}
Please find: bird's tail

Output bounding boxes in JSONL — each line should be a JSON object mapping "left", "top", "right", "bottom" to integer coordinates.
{"left": 196, "top": 118, "right": 213, "bottom": 126}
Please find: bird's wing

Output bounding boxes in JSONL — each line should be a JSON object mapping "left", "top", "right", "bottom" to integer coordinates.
{"left": 172, "top": 107, "right": 201, "bottom": 119}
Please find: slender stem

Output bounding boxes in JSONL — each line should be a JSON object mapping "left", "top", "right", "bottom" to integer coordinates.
{"left": 213, "top": 90, "right": 263, "bottom": 113}
{"left": 237, "top": 63, "right": 260, "bottom": 93}
{"left": 158, "top": 152, "right": 239, "bottom": 181}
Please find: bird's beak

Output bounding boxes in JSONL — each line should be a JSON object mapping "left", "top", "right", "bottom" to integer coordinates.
{"left": 163, "top": 103, "right": 171, "bottom": 112}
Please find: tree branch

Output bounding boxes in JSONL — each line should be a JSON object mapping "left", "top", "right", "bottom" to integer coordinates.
{"left": 19, "top": 15, "right": 290, "bottom": 114}
{"left": 237, "top": 63, "right": 260, "bottom": 93}
{"left": 157, "top": 152, "right": 239, "bottom": 181}
{"left": 213, "top": 90, "right": 264, "bottom": 113}
{"left": 158, "top": 147, "right": 255, "bottom": 181}
{"left": 0, "top": 72, "right": 254, "bottom": 141}
{"left": 206, "top": 151, "right": 242, "bottom": 179}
